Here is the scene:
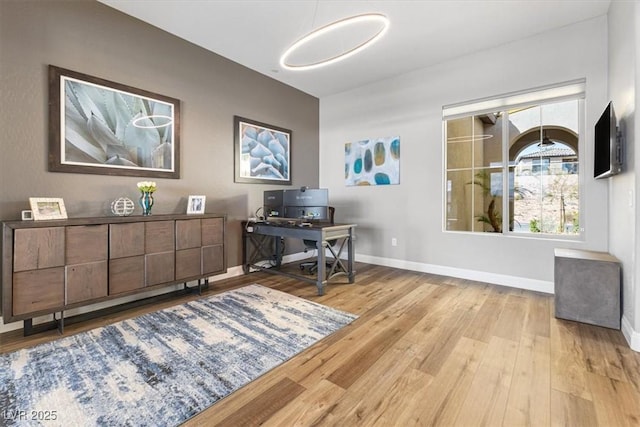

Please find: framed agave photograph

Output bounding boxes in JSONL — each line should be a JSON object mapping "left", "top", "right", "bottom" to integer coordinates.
{"left": 48, "top": 65, "right": 180, "bottom": 178}
{"left": 233, "top": 116, "right": 291, "bottom": 185}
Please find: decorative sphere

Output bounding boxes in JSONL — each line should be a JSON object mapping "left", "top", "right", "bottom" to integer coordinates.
{"left": 111, "top": 197, "right": 135, "bottom": 216}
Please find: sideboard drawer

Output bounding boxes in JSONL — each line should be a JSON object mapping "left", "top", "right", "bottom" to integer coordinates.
{"left": 13, "top": 227, "right": 65, "bottom": 272}
{"left": 13, "top": 267, "right": 64, "bottom": 315}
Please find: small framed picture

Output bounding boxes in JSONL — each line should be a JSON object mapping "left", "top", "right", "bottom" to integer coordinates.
{"left": 187, "top": 195, "right": 206, "bottom": 214}
{"left": 29, "top": 197, "right": 68, "bottom": 221}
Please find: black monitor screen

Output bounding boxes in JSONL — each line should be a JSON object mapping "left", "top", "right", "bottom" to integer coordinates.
{"left": 594, "top": 102, "right": 613, "bottom": 178}
{"left": 283, "top": 188, "right": 328, "bottom": 207}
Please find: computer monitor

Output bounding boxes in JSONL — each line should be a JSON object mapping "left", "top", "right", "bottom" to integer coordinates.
{"left": 264, "top": 188, "right": 329, "bottom": 220}
{"left": 263, "top": 190, "right": 284, "bottom": 217}
{"left": 284, "top": 188, "right": 328, "bottom": 220}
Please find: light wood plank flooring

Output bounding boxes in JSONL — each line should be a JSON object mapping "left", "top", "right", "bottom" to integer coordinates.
{"left": 2, "top": 263, "right": 639, "bottom": 426}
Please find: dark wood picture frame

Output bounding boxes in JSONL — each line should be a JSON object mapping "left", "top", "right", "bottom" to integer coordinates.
{"left": 48, "top": 65, "right": 180, "bottom": 178}
{"left": 233, "top": 116, "right": 291, "bottom": 185}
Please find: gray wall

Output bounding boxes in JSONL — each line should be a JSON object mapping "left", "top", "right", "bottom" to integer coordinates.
{"left": 0, "top": 0, "right": 319, "bottom": 267}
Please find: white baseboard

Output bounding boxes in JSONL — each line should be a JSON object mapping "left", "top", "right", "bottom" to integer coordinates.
{"left": 208, "top": 265, "right": 244, "bottom": 281}
{"left": 621, "top": 315, "right": 640, "bottom": 352}
{"left": 355, "top": 254, "right": 554, "bottom": 294}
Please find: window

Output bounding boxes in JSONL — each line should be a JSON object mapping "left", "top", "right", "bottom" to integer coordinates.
{"left": 443, "top": 81, "right": 584, "bottom": 236}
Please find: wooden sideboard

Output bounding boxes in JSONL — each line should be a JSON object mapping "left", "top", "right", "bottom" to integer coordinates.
{"left": 2, "top": 214, "right": 226, "bottom": 330}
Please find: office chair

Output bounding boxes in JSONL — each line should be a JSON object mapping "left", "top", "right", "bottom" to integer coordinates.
{"left": 300, "top": 206, "right": 335, "bottom": 275}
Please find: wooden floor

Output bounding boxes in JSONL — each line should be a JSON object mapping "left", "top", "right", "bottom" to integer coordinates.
{"left": 2, "top": 263, "right": 639, "bottom": 426}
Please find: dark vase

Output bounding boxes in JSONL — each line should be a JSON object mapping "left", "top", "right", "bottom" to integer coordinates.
{"left": 139, "top": 191, "right": 154, "bottom": 215}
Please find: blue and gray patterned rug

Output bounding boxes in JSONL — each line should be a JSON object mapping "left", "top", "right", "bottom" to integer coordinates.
{"left": 0, "top": 284, "right": 357, "bottom": 426}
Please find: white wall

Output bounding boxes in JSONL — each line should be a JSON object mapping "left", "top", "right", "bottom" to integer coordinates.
{"left": 636, "top": 0, "right": 640, "bottom": 348}
{"left": 608, "top": 0, "right": 639, "bottom": 350}
{"left": 320, "top": 17, "right": 608, "bottom": 295}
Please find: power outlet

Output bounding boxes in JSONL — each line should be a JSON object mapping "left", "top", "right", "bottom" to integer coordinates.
{"left": 391, "top": 238, "right": 397, "bottom": 247}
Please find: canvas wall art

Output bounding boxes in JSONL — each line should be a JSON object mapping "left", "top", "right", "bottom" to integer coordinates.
{"left": 234, "top": 116, "right": 291, "bottom": 185}
{"left": 49, "top": 65, "right": 180, "bottom": 178}
{"left": 345, "top": 136, "right": 400, "bottom": 186}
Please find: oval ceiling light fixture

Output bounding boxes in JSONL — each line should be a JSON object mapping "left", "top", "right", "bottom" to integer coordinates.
{"left": 132, "top": 115, "right": 173, "bottom": 129}
{"left": 280, "top": 13, "right": 389, "bottom": 71}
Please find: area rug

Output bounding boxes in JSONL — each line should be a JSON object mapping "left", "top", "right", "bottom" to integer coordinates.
{"left": 0, "top": 284, "right": 357, "bottom": 426}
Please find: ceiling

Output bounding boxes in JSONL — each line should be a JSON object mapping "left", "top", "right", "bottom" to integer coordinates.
{"left": 98, "top": 0, "right": 611, "bottom": 98}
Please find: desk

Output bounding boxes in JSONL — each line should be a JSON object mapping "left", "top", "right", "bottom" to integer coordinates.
{"left": 242, "top": 221, "right": 356, "bottom": 295}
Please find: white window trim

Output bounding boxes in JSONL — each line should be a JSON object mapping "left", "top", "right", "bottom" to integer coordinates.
{"left": 442, "top": 79, "right": 585, "bottom": 120}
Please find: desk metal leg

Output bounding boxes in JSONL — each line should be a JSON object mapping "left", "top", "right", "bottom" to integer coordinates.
{"left": 244, "top": 232, "right": 278, "bottom": 272}
{"left": 348, "top": 228, "right": 355, "bottom": 283}
{"left": 316, "top": 240, "right": 327, "bottom": 295}
{"left": 275, "top": 237, "right": 283, "bottom": 267}
{"left": 242, "top": 232, "right": 250, "bottom": 274}
{"left": 326, "top": 238, "right": 348, "bottom": 278}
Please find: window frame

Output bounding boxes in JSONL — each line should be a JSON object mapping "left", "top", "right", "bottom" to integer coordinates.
{"left": 442, "top": 81, "right": 585, "bottom": 240}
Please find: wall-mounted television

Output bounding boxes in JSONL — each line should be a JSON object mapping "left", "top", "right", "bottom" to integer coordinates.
{"left": 594, "top": 101, "right": 622, "bottom": 179}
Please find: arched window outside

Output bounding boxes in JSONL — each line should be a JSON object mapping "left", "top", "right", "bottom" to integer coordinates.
{"left": 509, "top": 102, "right": 580, "bottom": 234}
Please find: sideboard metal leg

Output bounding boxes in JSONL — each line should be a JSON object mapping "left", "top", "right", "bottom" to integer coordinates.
{"left": 23, "top": 318, "right": 33, "bottom": 337}
{"left": 54, "top": 311, "right": 64, "bottom": 334}
{"left": 184, "top": 279, "right": 208, "bottom": 295}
